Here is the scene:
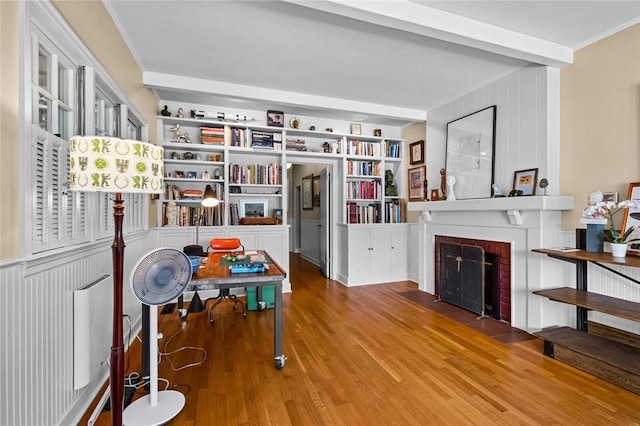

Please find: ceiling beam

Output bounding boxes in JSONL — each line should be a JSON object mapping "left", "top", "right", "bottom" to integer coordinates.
{"left": 143, "top": 72, "right": 427, "bottom": 122}
{"left": 284, "top": 0, "right": 573, "bottom": 67}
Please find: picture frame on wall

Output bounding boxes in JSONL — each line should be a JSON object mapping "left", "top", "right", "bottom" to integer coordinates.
{"left": 350, "top": 123, "right": 362, "bottom": 135}
{"left": 409, "top": 140, "right": 424, "bottom": 165}
{"left": 512, "top": 168, "right": 538, "bottom": 196}
{"left": 302, "top": 174, "right": 313, "bottom": 210}
{"left": 408, "top": 166, "right": 427, "bottom": 201}
{"left": 445, "top": 105, "right": 496, "bottom": 199}
{"left": 267, "top": 110, "right": 284, "bottom": 127}
{"left": 621, "top": 182, "right": 640, "bottom": 256}
{"left": 312, "top": 175, "right": 321, "bottom": 206}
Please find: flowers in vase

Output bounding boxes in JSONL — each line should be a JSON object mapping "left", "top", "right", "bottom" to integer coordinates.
{"left": 582, "top": 194, "right": 640, "bottom": 244}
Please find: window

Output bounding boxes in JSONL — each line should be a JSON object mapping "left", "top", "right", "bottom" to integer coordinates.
{"left": 27, "top": 11, "right": 149, "bottom": 255}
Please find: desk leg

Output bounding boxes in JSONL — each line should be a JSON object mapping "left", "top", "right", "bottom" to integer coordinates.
{"left": 576, "top": 259, "right": 588, "bottom": 332}
{"left": 274, "top": 281, "right": 286, "bottom": 370}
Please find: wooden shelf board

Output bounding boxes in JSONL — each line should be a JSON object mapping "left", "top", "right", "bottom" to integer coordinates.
{"left": 533, "top": 248, "right": 640, "bottom": 268}
{"left": 533, "top": 287, "right": 640, "bottom": 323}
{"left": 535, "top": 326, "right": 640, "bottom": 376}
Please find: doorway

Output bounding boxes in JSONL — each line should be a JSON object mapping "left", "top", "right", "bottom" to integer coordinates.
{"left": 288, "top": 162, "right": 333, "bottom": 279}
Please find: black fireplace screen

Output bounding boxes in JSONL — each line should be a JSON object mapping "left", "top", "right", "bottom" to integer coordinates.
{"left": 440, "top": 243, "right": 485, "bottom": 316}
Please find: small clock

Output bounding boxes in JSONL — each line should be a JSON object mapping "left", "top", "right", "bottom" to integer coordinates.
{"left": 289, "top": 117, "right": 300, "bottom": 129}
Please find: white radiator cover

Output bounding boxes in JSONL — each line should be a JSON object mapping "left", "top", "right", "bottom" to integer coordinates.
{"left": 73, "top": 275, "right": 113, "bottom": 390}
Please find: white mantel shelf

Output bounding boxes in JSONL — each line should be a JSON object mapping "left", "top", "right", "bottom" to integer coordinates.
{"left": 408, "top": 196, "right": 574, "bottom": 225}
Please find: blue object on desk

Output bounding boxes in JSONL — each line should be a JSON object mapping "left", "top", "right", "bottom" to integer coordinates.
{"left": 230, "top": 262, "right": 266, "bottom": 274}
{"left": 585, "top": 223, "right": 604, "bottom": 252}
{"left": 189, "top": 256, "right": 202, "bottom": 274}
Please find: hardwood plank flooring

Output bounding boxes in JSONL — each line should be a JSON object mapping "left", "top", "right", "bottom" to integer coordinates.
{"left": 84, "top": 253, "right": 640, "bottom": 425}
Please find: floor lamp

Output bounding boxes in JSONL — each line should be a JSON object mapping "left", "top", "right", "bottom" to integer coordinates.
{"left": 69, "top": 136, "right": 164, "bottom": 426}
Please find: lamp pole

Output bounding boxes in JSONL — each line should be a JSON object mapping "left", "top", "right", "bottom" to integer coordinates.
{"left": 110, "top": 193, "right": 125, "bottom": 426}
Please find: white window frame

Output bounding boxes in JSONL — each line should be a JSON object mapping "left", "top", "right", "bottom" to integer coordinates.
{"left": 23, "top": 1, "right": 150, "bottom": 257}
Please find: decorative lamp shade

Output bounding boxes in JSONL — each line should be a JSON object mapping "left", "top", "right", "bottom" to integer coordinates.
{"left": 69, "top": 136, "right": 164, "bottom": 194}
{"left": 202, "top": 184, "right": 220, "bottom": 207}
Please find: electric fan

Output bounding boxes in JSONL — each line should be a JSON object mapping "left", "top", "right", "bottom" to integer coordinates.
{"left": 123, "top": 248, "right": 192, "bottom": 426}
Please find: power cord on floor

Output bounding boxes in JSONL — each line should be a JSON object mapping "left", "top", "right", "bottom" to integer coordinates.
{"left": 159, "top": 318, "right": 208, "bottom": 372}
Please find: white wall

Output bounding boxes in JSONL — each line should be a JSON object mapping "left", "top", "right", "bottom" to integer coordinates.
{"left": 426, "top": 64, "right": 560, "bottom": 198}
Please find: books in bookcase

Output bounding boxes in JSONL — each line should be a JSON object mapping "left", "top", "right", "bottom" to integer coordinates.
{"left": 200, "top": 126, "right": 225, "bottom": 144}
{"left": 346, "top": 202, "right": 381, "bottom": 224}
{"left": 162, "top": 202, "right": 225, "bottom": 226}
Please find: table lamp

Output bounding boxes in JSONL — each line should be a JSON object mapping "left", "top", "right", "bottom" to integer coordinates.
{"left": 69, "top": 136, "right": 163, "bottom": 426}
{"left": 183, "top": 184, "right": 220, "bottom": 313}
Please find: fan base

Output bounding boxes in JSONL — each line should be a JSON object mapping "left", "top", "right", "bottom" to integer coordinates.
{"left": 123, "top": 390, "right": 185, "bottom": 426}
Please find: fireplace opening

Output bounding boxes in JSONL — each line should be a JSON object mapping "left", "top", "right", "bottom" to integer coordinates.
{"left": 435, "top": 236, "right": 511, "bottom": 323}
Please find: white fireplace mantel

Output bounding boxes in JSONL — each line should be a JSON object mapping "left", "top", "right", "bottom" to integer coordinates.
{"left": 408, "top": 195, "right": 575, "bottom": 332}
{"left": 409, "top": 196, "right": 574, "bottom": 224}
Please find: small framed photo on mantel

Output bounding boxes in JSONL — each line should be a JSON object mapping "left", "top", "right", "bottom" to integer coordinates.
{"left": 512, "top": 168, "right": 538, "bottom": 196}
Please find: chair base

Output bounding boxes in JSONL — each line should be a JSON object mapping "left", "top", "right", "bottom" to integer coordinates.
{"left": 205, "top": 289, "right": 247, "bottom": 324}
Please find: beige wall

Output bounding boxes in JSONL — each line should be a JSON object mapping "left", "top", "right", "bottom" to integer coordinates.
{"left": 402, "top": 122, "right": 427, "bottom": 223}
{"left": 289, "top": 164, "right": 325, "bottom": 221}
{"left": 0, "top": 1, "right": 159, "bottom": 261}
{"left": 560, "top": 24, "right": 640, "bottom": 229}
{"left": 0, "top": 1, "right": 20, "bottom": 260}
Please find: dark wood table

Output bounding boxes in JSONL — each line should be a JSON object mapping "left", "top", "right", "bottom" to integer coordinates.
{"left": 190, "top": 250, "right": 287, "bottom": 369}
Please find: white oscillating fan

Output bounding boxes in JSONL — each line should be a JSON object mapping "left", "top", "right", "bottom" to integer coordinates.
{"left": 123, "top": 248, "right": 192, "bottom": 426}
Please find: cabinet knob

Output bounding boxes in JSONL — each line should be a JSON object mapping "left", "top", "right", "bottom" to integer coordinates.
{"left": 391, "top": 246, "right": 395, "bottom": 249}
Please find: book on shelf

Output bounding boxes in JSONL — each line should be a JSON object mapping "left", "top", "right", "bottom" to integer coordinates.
{"left": 384, "top": 199, "right": 405, "bottom": 223}
{"left": 346, "top": 202, "right": 381, "bottom": 224}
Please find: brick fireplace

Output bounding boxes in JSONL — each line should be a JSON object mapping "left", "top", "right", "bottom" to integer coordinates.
{"left": 408, "top": 196, "right": 574, "bottom": 332}
{"left": 435, "top": 236, "right": 511, "bottom": 322}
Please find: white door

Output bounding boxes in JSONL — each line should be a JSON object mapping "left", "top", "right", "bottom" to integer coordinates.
{"left": 319, "top": 168, "right": 330, "bottom": 277}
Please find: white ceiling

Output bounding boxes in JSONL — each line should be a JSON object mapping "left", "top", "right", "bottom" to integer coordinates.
{"left": 104, "top": 0, "right": 640, "bottom": 126}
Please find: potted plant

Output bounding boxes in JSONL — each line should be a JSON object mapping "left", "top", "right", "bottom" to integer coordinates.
{"left": 583, "top": 197, "right": 640, "bottom": 257}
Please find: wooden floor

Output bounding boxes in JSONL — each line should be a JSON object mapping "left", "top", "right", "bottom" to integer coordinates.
{"left": 85, "top": 253, "right": 640, "bottom": 425}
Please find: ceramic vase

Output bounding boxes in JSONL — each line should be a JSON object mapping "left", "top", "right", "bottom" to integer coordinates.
{"left": 610, "top": 243, "right": 628, "bottom": 258}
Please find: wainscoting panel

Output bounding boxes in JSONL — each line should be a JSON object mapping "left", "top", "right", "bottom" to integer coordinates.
{"left": 300, "top": 219, "right": 321, "bottom": 265}
{"left": 0, "top": 232, "right": 152, "bottom": 426}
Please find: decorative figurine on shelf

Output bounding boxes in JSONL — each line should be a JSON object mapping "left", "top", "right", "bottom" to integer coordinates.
{"left": 166, "top": 201, "right": 178, "bottom": 226}
{"left": 374, "top": 129, "right": 382, "bottom": 137}
{"left": 323, "top": 142, "right": 331, "bottom": 153}
{"left": 309, "top": 126, "right": 316, "bottom": 131}
{"left": 431, "top": 189, "right": 440, "bottom": 201}
{"left": 170, "top": 124, "right": 191, "bottom": 143}
{"left": 160, "top": 105, "right": 171, "bottom": 116}
{"left": 385, "top": 170, "right": 397, "bottom": 196}
{"left": 539, "top": 178, "right": 549, "bottom": 195}
{"left": 177, "top": 108, "right": 184, "bottom": 118}
{"left": 331, "top": 141, "right": 339, "bottom": 154}
{"left": 440, "top": 168, "right": 447, "bottom": 200}
{"left": 492, "top": 183, "right": 505, "bottom": 197}
{"left": 446, "top": 175, "right": 456, "bottom": 201}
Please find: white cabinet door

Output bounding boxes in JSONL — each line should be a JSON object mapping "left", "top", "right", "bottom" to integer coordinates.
{"left": 369, "top": 227, "right": 390, "bottom": 278}
{"left": 348, "top": 227, "right": 373, "bottom": 284}
{"left": 390, "top": 225, "right": 409, "bottom": 278}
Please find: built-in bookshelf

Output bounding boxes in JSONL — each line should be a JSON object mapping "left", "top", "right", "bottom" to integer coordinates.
{"left": 157, "top": 112, "right": 406, "bottom": 227}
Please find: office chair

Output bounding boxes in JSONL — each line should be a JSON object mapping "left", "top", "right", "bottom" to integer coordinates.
{"left": 204, "top": 238, "right": 247, "bottom": 324}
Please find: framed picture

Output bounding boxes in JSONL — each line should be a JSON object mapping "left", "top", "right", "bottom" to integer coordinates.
{"left": 621, "top": 182, "right": 640, "bottom": 255}
{"left": 175, "top": 171, "right": 184, "bottom": 178}
{"left": 302, "top": 174, "right": 313, "bottom": 210}
{"left": 409, "top": 140, "right": 424, "bottom": 165}
{"left": 408, "top": 166, "right": 427, "bottom": 201}
{"left": 603, "top": 191, "right": 619, "bottom": 203}
{"left": 445, "top": 105, "right": 496, "bottom": 199}
{"left": 267, "top": 110, "right": 284, "bottom": 127}
{"left": 239, "top": 199, "right": 268, "bottom": 218}
{"left": 350, "top": 123, "right": 362, "bottom": 135}
{"left": 512, "top": 168, "right": 538, "bottom": 196}
{"left": 187, "top": 171, "right": 197, "bottom": 179}
{"left": 312, "top": 175, "right": 321, "bottom": 206}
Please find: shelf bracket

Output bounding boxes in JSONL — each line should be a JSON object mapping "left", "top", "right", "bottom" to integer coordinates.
{"left": 507, "top": 209, "right": 522, "bottom": 226}
{"left": 421, "top": 211, "right": 432, "bottom": 222}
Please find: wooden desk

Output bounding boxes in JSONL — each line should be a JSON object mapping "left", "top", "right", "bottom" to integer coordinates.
{"left": 190, "top": 251, "right": 287, "bottom": 369}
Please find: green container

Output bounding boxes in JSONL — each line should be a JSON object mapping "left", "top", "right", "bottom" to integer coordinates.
{"left": 246, "top": 285, "right": 275, "bottom": 311}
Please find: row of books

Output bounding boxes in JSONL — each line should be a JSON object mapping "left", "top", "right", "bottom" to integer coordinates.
{"left": 165, "top": 182, "right": 224, "bottom": 201}
{"left": 386, "top": 142, "right": 402, "bottom": 158}
{"left": 384, "top": 200, "right": 406, "bottom": 223}
{"left": 162, "top": 203, "right": 225, "bottom": 227}
{"left": 229, "top": 163, "right": 282, "bottom": 185}
{"left": 228, "top": 128, "right": 283, "bottom": 150}
{"left": 346, "top": 160, "right": 381, "bottom": 177}
{"left": 346, "top": 180, "right": 382, "bottom": 200}
{"left": 228, "top": 203, "right": 241, "bottom": 225}
{"left": 346, "top": 140, "right": 382, "bottom": 157}
{"left": 200, "top": 126, "right": 225, "bottom": 144}
{"left": 346, "top": 202, "right": 381, "bottom": 224}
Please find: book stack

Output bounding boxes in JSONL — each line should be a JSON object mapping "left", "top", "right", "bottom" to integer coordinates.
{"left": 386, "top": 142, "right": 401, "bottom": 158}
{"left": 182, "top": 189, "right": 203, "bottom": 200}
{"left": 346, "top": 202, "right": 380, "bottom": 224}
{"left": 200, "top": 127, "right": 225, "bottom": 144}
{"left": 252, "top": 131, "right": 282, "bottom": 150}
{"left": 286, "top": 138, "right": 307, "bottom": 151}
{"left": 347, "top": 180, "right": 381, "bottom": 200}
{"left": 229, "top": 163, "right": 282, "bottom": 185}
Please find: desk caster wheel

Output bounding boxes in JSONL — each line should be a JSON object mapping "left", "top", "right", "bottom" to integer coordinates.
{"left": 275, "top": 355, "right": 287, "bottom": 370}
